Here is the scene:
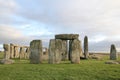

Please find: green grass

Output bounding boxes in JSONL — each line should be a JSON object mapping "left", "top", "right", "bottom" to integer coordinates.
{"left": 0, "top": 52, "right": 120, "bottom": 80}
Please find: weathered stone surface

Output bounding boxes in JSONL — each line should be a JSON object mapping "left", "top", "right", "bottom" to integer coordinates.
{"left": 61, "top": 40, "right": 68, "bottom": 61}
{"left": 55, "top": 39, "right": 62, "bottom": 63}
{"left": 3, "top": 44, "right": 10, "bottom": 59}
{"left": 84, "top": 36, "right": 89, "bottom": 59}
{"left": 105, "top": 61, "right": 119, "bottom": 64}
{"left": 30, "top": 40, "right": 43, "bottom": 64}
{"left": 55, "top": 34, "right": 79, "bottom": 40}
{"left": 0, "top": 59, "right": 14, "bottom": 64}
{"left": 49, "top": 39, "right": 55, "bottom": 64}
{"left": 10, "top": 44, "right": 14, "bottom": 58}
{"left": 71, "top": 39, "right": 80, "bottom": 64}
{"left": 89, "top": 55, "right": 102, "bottom": 60}
{"left": 110, "top": 44, "right": 117, "bottom": 60}
{"left": 79, "top": 41, "right": 83, "bottom": 57}
{"left": 25, "top": 47, "right": 30, "bottom": 59}
{"left": 49, "top": 39, "right": 62, "bottom": 64}
{"left": 14, "top": 46, "right": 19, "bottom": 58}
{"left": 19, "top": 47, "right": 25, "bottom": 59}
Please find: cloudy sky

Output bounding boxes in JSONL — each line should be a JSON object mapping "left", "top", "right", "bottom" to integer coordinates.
{"left": 0, "top": 0, "right": 120, "bottom": 52}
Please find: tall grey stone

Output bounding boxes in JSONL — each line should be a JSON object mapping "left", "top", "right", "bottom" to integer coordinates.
{"left": 110, "top": 44, "right": 117, "bottom": 60}
{"left": 71, "top": 39, "right": 80, "bottom": 64}
{"left": 49, "top": 39, "right": 62, "bottom": 64}
{"left": 79, "top": 41, "right": 83, "bottom": 57}
{"left": 61, "top": 40, "right": 68, "bottom": 61}
{"left": 19, "top": 47, "right": 25, "bottom": 59}
{"left": 55, "top": 39, "right": 62, "bottom": 63}
{"left": 49, "top": 39, "right": 55, "bottom": 64}
{"left": 14, "top": 46, "right": 19, "bottom": 58}
{"left": 10, "top": 44, "right": 14, "bottom": 58}
{"left": 30, "top": 40, "right": 43, "bottom": 64}
{"left": 3, "top": 44, "right": 10, "bottom": 59}
{"left": 84, "top": 36, "right": 89, "bottom": 59}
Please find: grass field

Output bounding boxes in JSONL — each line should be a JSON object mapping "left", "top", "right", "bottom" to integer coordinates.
{"left": 0, "top": 52, "right": 120, "bottom": 80}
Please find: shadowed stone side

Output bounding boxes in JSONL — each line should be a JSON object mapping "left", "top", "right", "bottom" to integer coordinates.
{"left": 10, "top": 44, "right": 14, "bottom": 58}
{"left": 25, "top": 47, "right": 30, "bottom": 59}
{"left": 19, "top": 47, "right": 25, "bottom": 59}
{"left": 69, "top": 40, "right": 72, "bottom": 60}
{"left": 3, "top": 44, "right": 10, "bottom": 59}
{"left": 30, "top": 40, "right": 43, "bottom": 64}
{"left": 84, "top": 36, "right": 89, "bottom": 59}
{"left": 71, "top": 39, "right": 80, "bottom": 64}
{"left": 61, "top": 40, "right": 68, "bottom": 61}
{"left": 110, "top": 44, "right": 117, "bottom": 60}
{"left": 49, "top": 39, "right": 62, "bottom": 64}
{"left": 55, "top": 34, "right": 79, "bottom": 40}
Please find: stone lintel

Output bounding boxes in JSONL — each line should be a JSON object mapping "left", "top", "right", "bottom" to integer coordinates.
{"left": 55, "top": 34, "right": 79, "bottom": 40}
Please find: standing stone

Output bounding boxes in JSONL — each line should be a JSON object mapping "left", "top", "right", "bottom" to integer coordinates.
{"left": 110, "top": 44, "right": 117, "bottom": 60}
{"left": 55, "top": 39, "right": 62, "bottom": 63}
{"left": 61, "top": 40, "right": 68, "bottom": 61}
{"left": 3, "top": 44, "right": 10, "bottom": 59}
{"left": 49, "top": 39, "right": 62, "bottom": 64}
{"left": 79, "top": 41, "right": 83, "bottom": 57}
{"left": 10, "top": 44, "right": 14, "bottom": 58}
{"left": 71, "top": 39, "right": 80, "bottom": 64}
{"left": 84, "top": 36, "right": 89, "bottom": 59}
{"left": 0, "top": 44, "right": 14, "bottom": 64}
{"left": 25, "top": 47, "right": 30, "bottom": 59}
{"left": 14, "top": 46, "right": 19, "bottom": 58}
{"left": 49, "top": 39, "right": 55, "bottom": 64}
{"left": 19, "top": 47, "right": 25, "bottom": 59}
{"left": 30, "top": 40, "right": 43, "bottom": 64}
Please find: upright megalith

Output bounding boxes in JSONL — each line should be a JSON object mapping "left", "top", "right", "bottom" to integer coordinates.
{"left": 84, "top": 36, "right": 89, "bottom": 59}
{"left": 25, "top": 47, "right": 30, "bottom": 59}
{"left": 55, "top": 39, "right": 62, "bottom": 63}
{"left": 49, "top": 39, "right": 62, "bottom": 64}
{"left": 10, "top": 44, "right": 14, "bottom": 58}
{"left": 61, "top": 40, "right": 68, "bottom": 61}
{"left": 19, "top": 47, "right": 25, "bottom": 59}
{"left": 30, "top": 40, "right": 43, "bottom": 64}
{"left": 14, "top": 46, "right": 19, "bottom": 58}
{"left": 110, "top": 44, "right": 117, "bottom": 60}
{"left": 49, "top": 39, "right": 55, "bottom": 64}
{"left": 0, "top": 44, "right": 14, "bottom": 64}
{"left": 71, "top": 39, "right": 80, "bottom": 64}
{"left": 3, "top": 44, "right": 10, "bottom": 59}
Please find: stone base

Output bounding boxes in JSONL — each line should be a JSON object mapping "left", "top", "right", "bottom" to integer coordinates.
{"left": 0, "top": 59, "right": 14, "bottom": 64}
